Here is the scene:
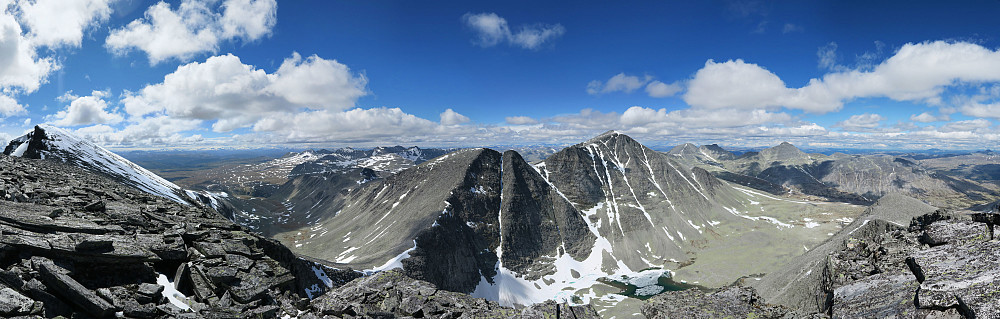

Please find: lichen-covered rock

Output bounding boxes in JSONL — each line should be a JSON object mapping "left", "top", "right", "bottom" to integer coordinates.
{"left": 910, "top": 233, "right": 1000, "bottom": 315}
{"left": 640, "top": 284, "right": 792, "bottom": 319}
{"left": 832, "top": 273, "right": 921, "bottom": 318}
{"left": 0, "top": 287, "right": 35, "bottom": 316}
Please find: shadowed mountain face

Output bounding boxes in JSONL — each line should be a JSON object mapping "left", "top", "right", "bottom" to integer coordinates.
{"left": 277, "top": 148, "right": 504, "bottom": 293}
{"left": 275, "top": 148, "right": 602, "bottom": 295}
{"left": 668, "top": 141, "right": 1000, "bottom": 208}
{"left": 498, "top": 150, "right": 596, "bottom": 277}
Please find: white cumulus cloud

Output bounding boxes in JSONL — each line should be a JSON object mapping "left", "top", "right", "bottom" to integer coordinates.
{"left": 105, "top": 0, "right": 277, "bottom": 64}
{"left": 123, "top": 52, "right": 367, "bottom": 132}
{"left": 252, "top": 107, "right": 441, "bottom": 142}
{"left": 0, "top": 94, "right": 25, "bottom": 117}
{"left": 16, "top": 0, "right": 113, "bottom": 48}
{"left": 645, "top": 80, "right": 682, "bottom": 98}
{"left": 0, "top": 8, "right": 56, "bottom": 94}
{"left": 587, "top": 73, "right": 652, "bottom": 95}
{"left": 505, "top": 116, "right": 538, "bottom": 125}
{"left": 463, "top": 12, "right": 564, "bottom": 50}
{"left": 685, "top": 41, "right": 1000, "bottom": 114}
{"left": 910, "top": 112, "right": 948, "bottom": 123}
{"left": 440, "top": 108, "right": 470, "bottom": 125}
{"left": 49, "top": 90, "right": 123, "bottom": 126}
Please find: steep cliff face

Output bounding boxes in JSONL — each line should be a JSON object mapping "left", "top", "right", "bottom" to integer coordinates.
{"left": 497, "top": 150, "right": 596, "bottom": 278}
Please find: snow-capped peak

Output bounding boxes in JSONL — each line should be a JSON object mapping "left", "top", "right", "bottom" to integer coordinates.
{"left": 3, "top": 125, "right": 189, "bottom": 204}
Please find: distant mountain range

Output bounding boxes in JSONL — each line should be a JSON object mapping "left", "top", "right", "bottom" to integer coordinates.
{"left": 666, "top": 141, "right": 999, "bottom": 209}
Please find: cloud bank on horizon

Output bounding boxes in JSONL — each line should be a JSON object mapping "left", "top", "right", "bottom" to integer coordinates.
{"left": 1, "top": 1, "right": 1000, "bottom": 151}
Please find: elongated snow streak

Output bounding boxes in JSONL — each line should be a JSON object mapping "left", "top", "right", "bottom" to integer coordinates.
{"left": 732, "top": 185, "right": 812, "bottom": 204}
{"left": 699, "top": 148, "right": 717, "bottom": 162}
{"left": 365, "top": 240, "right": 417, "bottom": 273}
{"left": 156, "top": 273, "right": 191, "bottom": 311}
{"left": 664, "top": 159, "right": 710, "bottom": 201}
{"left": 590, "top": 145, "right": 625, "bottom": 236}
{"left": 614, "top": 147, "right": 654, "bottom": 226}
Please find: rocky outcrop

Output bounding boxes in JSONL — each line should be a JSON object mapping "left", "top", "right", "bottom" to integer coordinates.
{"left": 311, "top": 269, "right": 599, "bottom": 319}
{"left": 0, "top": 154, "right": 359, "bottom": 317}
{"left": 751, "top": 193, "right": 937, "bottom": 314}
{"left": 752, "top": 192, "right": 1000, "bottom": 318}
{"left": 4, "top": 125, "right": 192, "bottom": 204}
{"left": 640, "top": 284, "right": 794, "bottom": 319}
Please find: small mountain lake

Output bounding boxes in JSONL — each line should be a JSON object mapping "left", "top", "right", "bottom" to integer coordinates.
{"left": 597, "top": 268, "right": 705, "bottom": 300}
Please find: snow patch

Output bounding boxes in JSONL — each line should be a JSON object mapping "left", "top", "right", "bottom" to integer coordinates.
{"left": 365, "top": 240, "right": 417, "bottom": 273}
{"left": 156, "top": 273, "right": 191, "bottom": 311}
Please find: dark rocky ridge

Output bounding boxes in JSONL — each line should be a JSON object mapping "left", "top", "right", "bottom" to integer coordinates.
{"left": 4, "top": 125, "right": 192, "bottom": 204}
{"left": 0, "top": 153, "right": 359, "bottom": 317}
{"left": 641, "top": 284, "right": 795, "bottom": 319}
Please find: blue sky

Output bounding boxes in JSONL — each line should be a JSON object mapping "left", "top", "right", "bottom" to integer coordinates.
{"left": 2, "top": 0, "right": 1000, "bottom": 150}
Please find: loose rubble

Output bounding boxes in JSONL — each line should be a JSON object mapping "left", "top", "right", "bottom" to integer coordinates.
{"left": 640, "top": 284, "right": 796, "bottom": 318}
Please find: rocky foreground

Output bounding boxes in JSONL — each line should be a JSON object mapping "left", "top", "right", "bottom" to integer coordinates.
{"left": 0, "top": 154, "right": 597, "bottom": 318}
{"left": 641, "top": 206, "right": 1000, "bottom": 318}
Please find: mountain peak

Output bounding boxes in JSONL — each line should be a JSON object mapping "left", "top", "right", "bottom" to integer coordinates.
{"left": 587, "top": 130, "right": 621, "bottom": 142}
{"left": 666, "top": 143, "right": 699, "bottom": 156}
{"left": 3, "top": 124, "right": 190, "bottom": 204}
{"left": 759, "top": 141, "right": 809, "bottom": 163}
{"left": 585, "top": 130, "right": 645, "bottom": 146}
